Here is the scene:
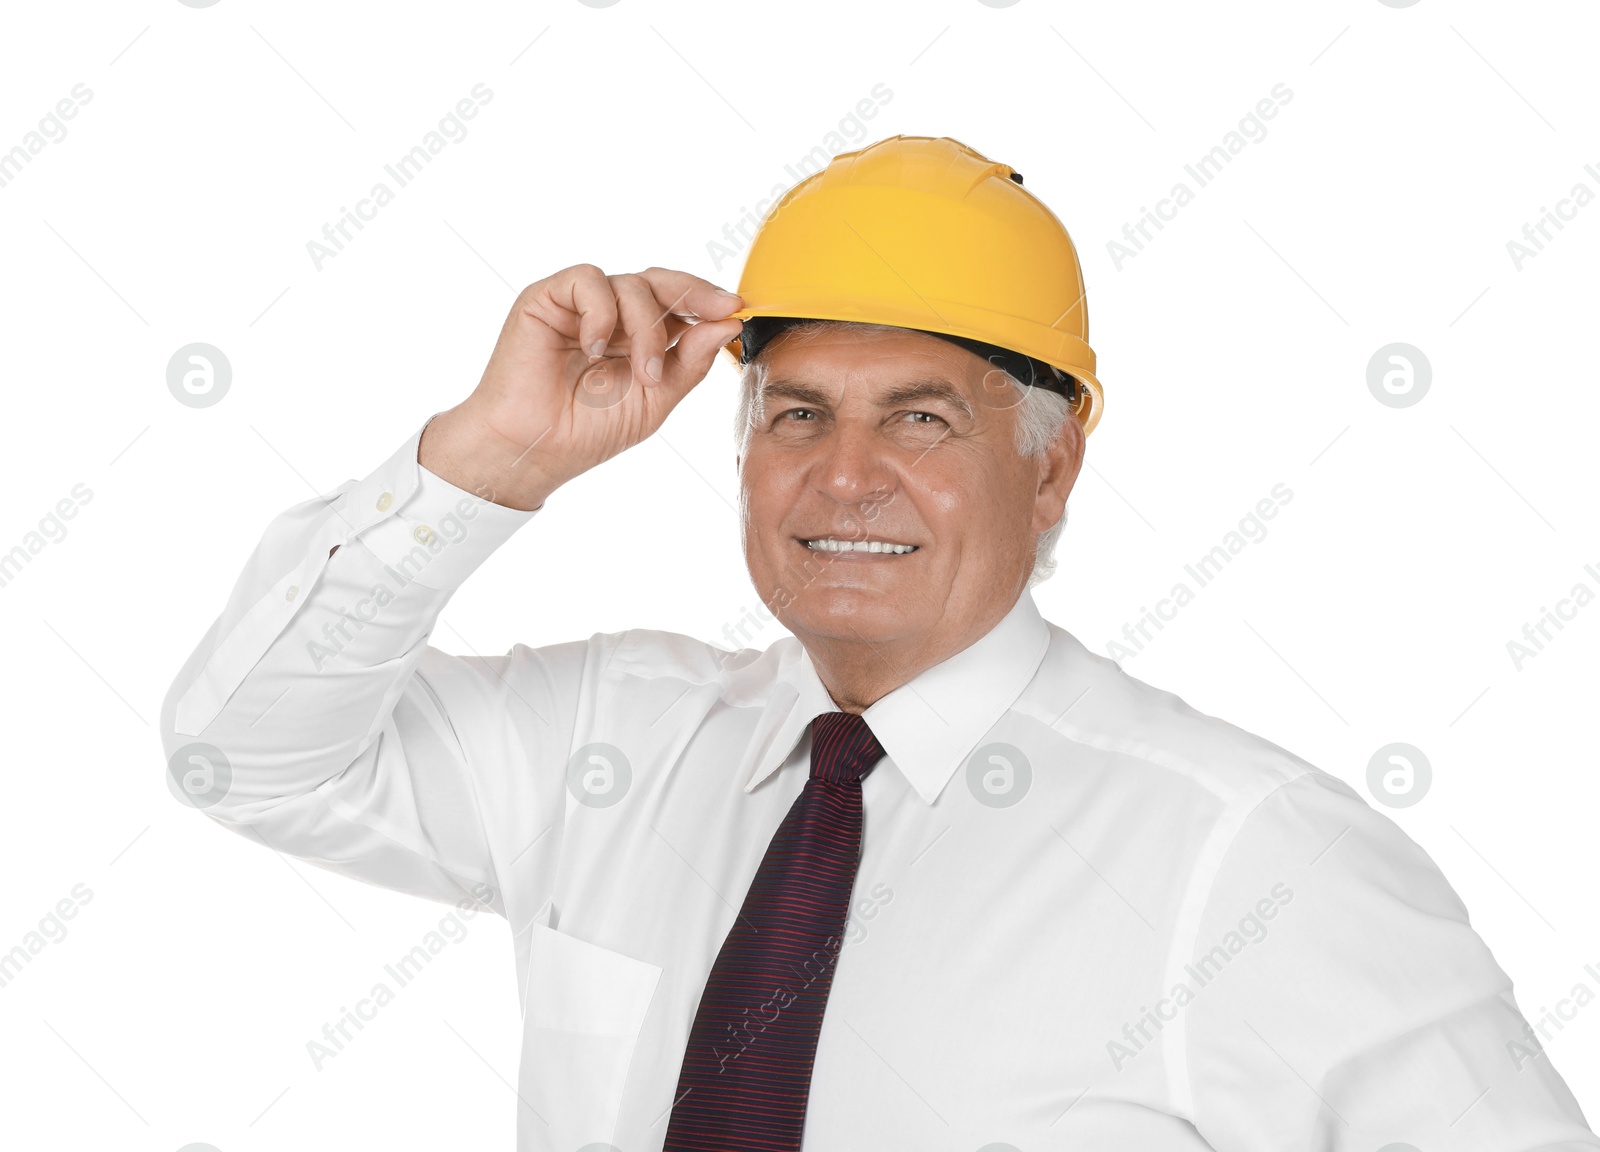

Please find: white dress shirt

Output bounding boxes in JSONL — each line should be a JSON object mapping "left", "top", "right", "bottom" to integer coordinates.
{"left": 161, "top": 418, "right": 1599, "bottom": 1152}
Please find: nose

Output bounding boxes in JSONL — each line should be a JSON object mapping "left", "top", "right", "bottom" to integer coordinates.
{"left": 811, "top": 418, "right": 898, "bottom": 522}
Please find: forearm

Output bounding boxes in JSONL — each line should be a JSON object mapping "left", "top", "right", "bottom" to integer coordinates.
{"left": 161, "top": 418, "right": 534, "bottom": 822}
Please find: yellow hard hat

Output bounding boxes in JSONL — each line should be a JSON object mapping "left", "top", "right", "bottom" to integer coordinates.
{"left": 721, "top": 134, "right": 1104, "bottom": 435}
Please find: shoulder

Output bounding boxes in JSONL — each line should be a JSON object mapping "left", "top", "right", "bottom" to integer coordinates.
{"left": 1015, "top": 620, "right": 1351, "bottom": 815}
{"left": 1018, "top": 620, "right": 1472, "bottom": 915}
{"left": 538, "top": 625, "right": 806, "bottom": 702}
{"left": 1013, "top": 622, "right": 1461, "bottom": 926}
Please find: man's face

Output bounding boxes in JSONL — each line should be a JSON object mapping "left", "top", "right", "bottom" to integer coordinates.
{"left": 738, "top": 324, "right": 1083, "bottom": 661}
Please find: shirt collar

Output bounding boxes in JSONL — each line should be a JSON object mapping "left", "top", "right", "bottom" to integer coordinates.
{"left": 736, "top": 591, "right": 1051, "bottom": 806}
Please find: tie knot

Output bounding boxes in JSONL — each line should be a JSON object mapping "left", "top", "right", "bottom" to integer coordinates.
{"left": 809, "top": 711, "right": 885, "bottom": 785}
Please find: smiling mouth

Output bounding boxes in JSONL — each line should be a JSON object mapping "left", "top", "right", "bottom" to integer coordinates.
{"left": 802, "top": 537, "right": 919, "bottom": 554}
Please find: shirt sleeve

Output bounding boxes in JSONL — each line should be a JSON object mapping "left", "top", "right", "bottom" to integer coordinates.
{"left": 1185, "top": 768, "right": 1599, "bottom": 1151}
{"left": 158, "top": 416, "right": 584, "bottom": 916}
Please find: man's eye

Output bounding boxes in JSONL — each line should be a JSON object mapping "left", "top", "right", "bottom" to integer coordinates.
{"left": 904, "top": 411, "right": 943, "bottom": 425}
{"left": 779, "top": 407, "right": 817, "bottom": 422}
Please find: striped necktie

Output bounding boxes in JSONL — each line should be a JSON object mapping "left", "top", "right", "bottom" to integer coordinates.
{"left": 664, "top": 710, "right": 886, "bottom": 1151}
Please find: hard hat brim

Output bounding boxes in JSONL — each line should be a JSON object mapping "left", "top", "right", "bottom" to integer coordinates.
{"left": 720, "top": 305, "right": 1103, "bottom": 436}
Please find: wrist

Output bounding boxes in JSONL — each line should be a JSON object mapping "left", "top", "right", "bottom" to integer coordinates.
{"left": 418, "top": 405, "right": 562, "bottom": 512}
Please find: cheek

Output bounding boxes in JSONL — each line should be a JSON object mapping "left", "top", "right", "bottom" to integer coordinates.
{"left": 913, "top": 459, "right": 1009, "bottom": 522}
{"left": 916, "top": 462, "right": 1036, "bottom": 559}
{"left": 740, "top": 461, "right": 798, "bottom": 540}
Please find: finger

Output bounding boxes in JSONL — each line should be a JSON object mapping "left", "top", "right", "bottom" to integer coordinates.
{"left": 634, "top": 266, "right": 743, "bottom": 323}
{"left": 661, "top": 313, "right": 693, "bottom": 346}
{"left": 540, "top": 263, "right": 617, "bottom": 358}
{"left": 656, "top": 316, "right": 745, "bottom": 404}
{"left": 609, "top": 272, "right": 671, "bottom": 385}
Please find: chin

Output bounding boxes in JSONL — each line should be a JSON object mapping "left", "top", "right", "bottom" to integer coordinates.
{"left": 783, "top": 584, "right": 920, "bottom": 644}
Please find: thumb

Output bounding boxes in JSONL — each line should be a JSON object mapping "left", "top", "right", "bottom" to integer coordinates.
{"left": 658, "top": 317, "right": 745, "bottom": 398}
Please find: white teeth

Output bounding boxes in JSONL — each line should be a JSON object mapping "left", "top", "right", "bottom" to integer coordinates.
{"left": 804, "top": 538, "right": 917, "bottom": 554}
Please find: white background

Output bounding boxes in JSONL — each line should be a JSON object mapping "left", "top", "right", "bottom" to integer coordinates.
{"left": 1, "top": 0, "right": 1596, "bottom": 1148}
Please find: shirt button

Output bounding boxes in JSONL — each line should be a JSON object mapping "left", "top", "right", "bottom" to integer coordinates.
{"left": 413, "top": 525, "right": 434, "bottom": 544}
{"left": 285, "top": 585, "right": 299, "bottom": 602}
{"left": 376, "top": 492, "right": 393, "bottom": 512}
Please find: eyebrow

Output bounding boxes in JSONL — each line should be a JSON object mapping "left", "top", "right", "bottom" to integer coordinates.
{"left": 761, "top": 377, "right": 974, "bottom": 418}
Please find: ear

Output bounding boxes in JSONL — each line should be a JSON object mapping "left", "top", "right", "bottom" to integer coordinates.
{"left": 1030, "top": 411, "right": 1085, "bottom": 533}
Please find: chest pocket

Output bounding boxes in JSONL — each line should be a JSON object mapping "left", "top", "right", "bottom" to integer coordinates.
{"left": 519, "top": 920, "right": 663, "bottom": 1150}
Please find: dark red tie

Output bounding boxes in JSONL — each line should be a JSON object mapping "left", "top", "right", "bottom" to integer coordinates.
{"left": 664, "top": 710, "right": 886, "bottom": 1151}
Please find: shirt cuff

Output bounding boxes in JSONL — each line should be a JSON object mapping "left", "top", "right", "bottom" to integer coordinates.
{"left": 351, "top": 417, "right": 538, "bottom": 592}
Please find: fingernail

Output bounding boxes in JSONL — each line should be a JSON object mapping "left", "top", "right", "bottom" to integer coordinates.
{"left": 589, "top": 340, "right": 607, "bottom": 357}
{"left": 645, "top": 356, "right": 664, "bottom": 382}
{"left": 715, "top": 290, "right": 741, "bottom": 299}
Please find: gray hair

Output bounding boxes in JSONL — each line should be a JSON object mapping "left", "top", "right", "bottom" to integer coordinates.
{"left": 734, "top": 320, "right": 1075, "bottom": 586}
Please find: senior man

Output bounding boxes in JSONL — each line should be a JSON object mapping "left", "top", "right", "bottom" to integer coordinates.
{"left": 162, "top": 137, "right": 1595, "bottom": 1150}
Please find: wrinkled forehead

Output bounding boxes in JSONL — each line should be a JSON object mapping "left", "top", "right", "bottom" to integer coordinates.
{"left": 755, "top": 325, "right": 991, "bottom": 404}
